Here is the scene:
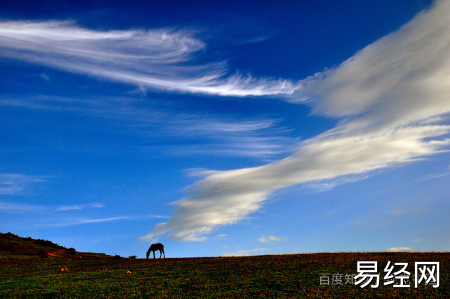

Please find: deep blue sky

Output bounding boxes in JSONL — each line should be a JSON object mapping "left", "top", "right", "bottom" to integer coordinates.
{"left": 2, "top": 0, "right": 449, "bottom": 258}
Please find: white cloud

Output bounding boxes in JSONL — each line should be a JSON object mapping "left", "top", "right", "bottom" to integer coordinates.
{"left": 142, "top": 125, "right": 449, "bottom": 241}
{"left": 222, "top": 248, "right": 267, "bottom": 256}
{"left": 56, "top": 202, "right": 106, "bottom": 211}
{"left": 142, "top": 0, "right": 450, "bottom": 242}
{"left": 259, "top": 235, "right": 287, "bottom": 243}
{"left": 0, "top": 199, "right": 109, "bottom": 213}
{"left": 386, "top": 247, "right": 415, "bottom": 252}
{"left": 0, "top": 173, "right": 45, "bottom": 195}
{"left": 40, "top": 73, "right": 50, "bottom": 81}
{"left": 423, "top": 171, "right": 450, "bottom": 179}
{"left": 0, "top": 21, "right": 297, "bottom": 97}
{"left": 0, "top": 95, "right": 296, "bottom": 160}
{"left": 295, "top": 0, "right": 450, "bottom": 127}
{"left": 0, "top": 201, "right": 42, "bottom": 212}
{"left": 75, "top": 217, "right": 134, "bottom": 224}
{"left": 40, "top": 216, "right": 138, "bottom": 227}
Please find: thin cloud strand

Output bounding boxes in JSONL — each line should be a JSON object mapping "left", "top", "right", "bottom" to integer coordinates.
{"left": 0, "top": 21, "right": 296, "bottom": 97}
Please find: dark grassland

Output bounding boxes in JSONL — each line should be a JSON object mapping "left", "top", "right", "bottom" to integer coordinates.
{"left": 0, "top": 232, "right": 449, "bottom": 298}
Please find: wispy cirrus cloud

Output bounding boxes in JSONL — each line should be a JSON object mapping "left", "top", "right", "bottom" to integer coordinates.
{"left": 32, "top": 214, "right": 168, "bottom": 228}
{"left": 0, "top": 173, "right": 46, "bottom": 195}
{"left": 387, "top": 208, "right": 423, "bottom": 216}
{"left": 0, "top": 201, "right": 43, "bottom": 212}
{"left": 0, "top": 21, "right": 296, "bottom": 97}
{"left": 0, "top": 199, "right": 107, "bottom": 213}
{"left": 142, "top": 0, "right": 450, "bottom": 242}
{"left": 38, "top": 216, "right": 138, "bottom": 227}
{"left": 56, "top": 202, "right": 106, "bottom": 211}
{"left": 1, "top": 95, "right": 296, "bottom": 160}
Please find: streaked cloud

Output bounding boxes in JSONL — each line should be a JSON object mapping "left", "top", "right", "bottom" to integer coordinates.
{"left": 146, "top": 215, "right": 171, "bottom": 219}
{"left": 1, "top": 95, "right": 296, "bottom": 160}
{"left": 40, "top": 73, "right": 50, "bottom": 81}
{"left": 387, "top": 208, "right": 423, "bottom": 216}
{"left": 423, "top": 171, "right": 450, "bottom": 180}
{"left": 39, "top": 216, "right": 139, "bottom": 227}
{"left": 143, "top": 126, "right": 449, "bottom": 241}
{"left": 56, "top": 203, "right": 106, "bottom": 211}
{"left": 258, "top": 235, "right": 287, "bottom": 243}
{"left": 52, "top": 214, "right": 168, "bottom": 226}
{"left": 0, "top": 201, "right": 42, "bottom": 212}
{"left": 222, "top": 248, "right": 267, "bottom": 256}
{"left": 0, "top": 201, "right": 105, "bottom": 212}
{"left": 142, "top": 0, "right": 450, "bottom": 242}
{"left": 75, "top": 217, "right": 135, "bottom": 225}
{"left": 0, "top": 173, "right": 45, "bottom": 195}
{"left": 0, "top": 21, "right": 296, "bottom": 97}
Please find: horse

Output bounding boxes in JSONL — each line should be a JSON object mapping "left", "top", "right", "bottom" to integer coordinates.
{"left": 146, "top": 243, "right": 165, "bottom": 259}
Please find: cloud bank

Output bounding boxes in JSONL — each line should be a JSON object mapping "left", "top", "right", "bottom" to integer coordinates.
{"left": 142, "top": 0, "right": 450, "bottom": 241}
{"left": 0, "top": 21, "right": 296, "bottom": 97}
{"left": 222, "top": 248, "right": 267, "bottom": 257}
{"left": 386, "top": 247, "right": 415, "bottom": 252}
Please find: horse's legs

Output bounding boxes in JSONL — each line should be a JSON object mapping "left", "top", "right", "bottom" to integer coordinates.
{"left": 153, "top": 250, "right": 156, "bottom": 259}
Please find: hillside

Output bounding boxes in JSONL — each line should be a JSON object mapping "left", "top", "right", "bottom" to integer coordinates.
{"left": 1, "top": 232, "right": 449, "bottom": 298}
{"left": 0, "top": 232, "right": 107, "bottom": 260}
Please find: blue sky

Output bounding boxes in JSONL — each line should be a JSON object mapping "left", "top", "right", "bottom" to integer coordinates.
{"left": 1, "top": 0, "right": 450, "bottom": 258}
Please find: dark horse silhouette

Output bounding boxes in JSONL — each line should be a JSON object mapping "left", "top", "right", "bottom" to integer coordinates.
{"left": 146, "top": 243, "right": 165, "bottom": 259}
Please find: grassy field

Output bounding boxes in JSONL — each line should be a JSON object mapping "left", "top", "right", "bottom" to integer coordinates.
{"left": 0, "top": 232, "right": 449, "bottom": 298}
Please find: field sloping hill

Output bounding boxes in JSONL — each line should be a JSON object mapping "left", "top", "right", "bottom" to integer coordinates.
{"left": 0, "top": 232, "right": 72, "bottom": 258}
{"left": 0, "top": 232, "right": 449, "bottom": 298}
{"left": 0, "top": 232, "right": 109, "bottom": 260}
